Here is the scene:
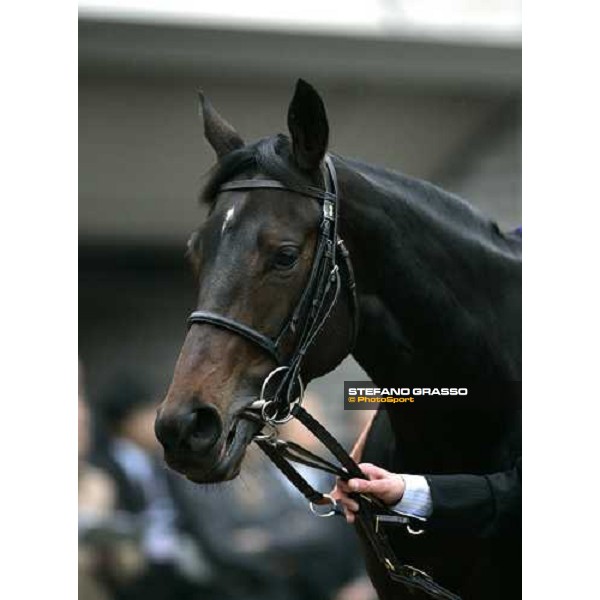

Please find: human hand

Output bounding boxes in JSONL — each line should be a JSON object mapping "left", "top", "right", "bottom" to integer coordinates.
{"left": 333, "top": 574, "right": 378, "bottom": 600}
{"left": 331, "top": 463, "right": 405, "bottom": 523}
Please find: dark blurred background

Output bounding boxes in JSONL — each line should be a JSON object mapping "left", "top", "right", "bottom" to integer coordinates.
{"left": 79, "top": 3, "right": 521, "bottom": 599}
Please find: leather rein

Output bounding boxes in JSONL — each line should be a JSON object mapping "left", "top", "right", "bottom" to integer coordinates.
{"left": 186, "top": 154, "right": 461, "bottom": 600}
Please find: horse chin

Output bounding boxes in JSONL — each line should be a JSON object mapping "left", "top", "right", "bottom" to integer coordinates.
{"left": 181, "top": 417, "right": 260, "bottom": 484}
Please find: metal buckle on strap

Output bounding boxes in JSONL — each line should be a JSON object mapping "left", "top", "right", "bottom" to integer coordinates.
{"left": 323, "top": 199, "right": 334, "bottom": 220}
{"left": 384, "top": 558, "right": 396, "bottom": 572}
{"left": 329, "top": 264, "right": 339, "bottom": 281}
{"left": 375, "top": 514, "right": 409, "bottom": 534}
{"left": 407, "top": 523, "right": 426, "bottom": 535}
{"left": 252, "top": 421, "right": 278, "bottom": 442}
{"left": 309, "top": 493, "right": 337, "bottom": 518}
{"left": 375, "top": 512, "right": 427, "bottom": 535}
{"left": 404, "top": 564, "right": 433, "bottom": 580}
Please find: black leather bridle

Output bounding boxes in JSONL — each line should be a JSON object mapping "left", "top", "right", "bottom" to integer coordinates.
{"left": 186, "top": 154, "right": 461, "bottom": 600}
{"left": 188, "top": 154, "right": 358, "bottom": 422}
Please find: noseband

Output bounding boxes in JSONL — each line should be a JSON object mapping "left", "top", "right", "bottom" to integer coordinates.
{"left": 187, "top": 154, "right": 359, "bottom": 422}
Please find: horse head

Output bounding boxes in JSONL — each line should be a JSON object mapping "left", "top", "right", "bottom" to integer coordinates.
{"left": 154, "top": 80, "right": 356, "bottom": 484}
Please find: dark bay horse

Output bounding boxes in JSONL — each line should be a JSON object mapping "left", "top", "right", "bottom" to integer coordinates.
{"left": 155, "top": 80, "right": 521, "bottom": 599}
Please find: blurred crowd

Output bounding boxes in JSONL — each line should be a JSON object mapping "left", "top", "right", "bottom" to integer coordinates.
{"left": 78, "top": 363, "right": 377, "bottom": 600}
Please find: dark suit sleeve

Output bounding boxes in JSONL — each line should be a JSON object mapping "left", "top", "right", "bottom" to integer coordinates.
{"left": 425, "top": 456, "right": 521, "bottom": 538}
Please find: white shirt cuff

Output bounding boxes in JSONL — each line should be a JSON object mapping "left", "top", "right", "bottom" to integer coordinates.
{"left": 394, "top": 474, "right": 433, "bottom": 519}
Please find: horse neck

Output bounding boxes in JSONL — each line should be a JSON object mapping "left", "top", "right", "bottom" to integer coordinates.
{"left": 337, "top": 161, "right": 521, "bottom": 384}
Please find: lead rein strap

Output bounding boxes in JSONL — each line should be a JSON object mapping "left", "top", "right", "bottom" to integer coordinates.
{"left": 355, "top": 511, "right": 462, "bottom": 600}
{"left": 259, "top": 404, "right": 424, "bottom": 528}
{"left": 253, "top": 405, "right": 462, "bottom": 600}
{"left": 293, "top": 405, "right": 362, "bottom": 478}
{"left": 255, "top": 437, "right": 328, "bottom": 505}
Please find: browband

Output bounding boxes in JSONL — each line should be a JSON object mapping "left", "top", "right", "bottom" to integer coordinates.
{"left": 219, "top": 179, "right": 336, "bottom": 203}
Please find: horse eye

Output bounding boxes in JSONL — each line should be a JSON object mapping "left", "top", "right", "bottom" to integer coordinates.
{"left": 273, "top": 246, "right": 300, "bottom": 270}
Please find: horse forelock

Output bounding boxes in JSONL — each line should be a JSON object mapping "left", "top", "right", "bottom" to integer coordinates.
{"left": 200, "top": 135, "right": 323, "bottom": 207}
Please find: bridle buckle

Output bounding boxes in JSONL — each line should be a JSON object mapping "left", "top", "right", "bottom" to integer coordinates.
{"left": 309, "top": 493, "right": 337, "bottom": 518}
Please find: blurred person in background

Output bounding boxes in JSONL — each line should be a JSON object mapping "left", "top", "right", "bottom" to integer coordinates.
{"left": 79, "top": 361, "right": 115, "bottom": 600}
{"left": 91, "top": 374, "right": 211, "bottom": 600}
{"left": 79, "top": 362, "right": 115, "bottom": 524}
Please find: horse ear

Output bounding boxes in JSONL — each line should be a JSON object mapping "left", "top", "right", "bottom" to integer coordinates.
{"left": 287, "top": 79, "right": 329, "bottom": 171}
{"left": 199, "top": 91, "right": 244, "bottom": 159}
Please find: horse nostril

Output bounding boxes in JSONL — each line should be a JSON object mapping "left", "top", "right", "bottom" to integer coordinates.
{"left": 182, "top": 404, "right": 223, "bottom": 453}
{"left": 155, "top": 412, "right": 180, "bottom": 452}
{"left": 155, "top": 403, "right": 223, "bottom": 454}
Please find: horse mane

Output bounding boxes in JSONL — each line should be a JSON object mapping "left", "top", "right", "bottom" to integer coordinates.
{"left": 338, "top": 156, "right": 520, "bottom": 252}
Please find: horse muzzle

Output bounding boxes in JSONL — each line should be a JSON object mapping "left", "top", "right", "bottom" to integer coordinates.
{"left": 155, "top": 404, "right": 260, "bottom": 483}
